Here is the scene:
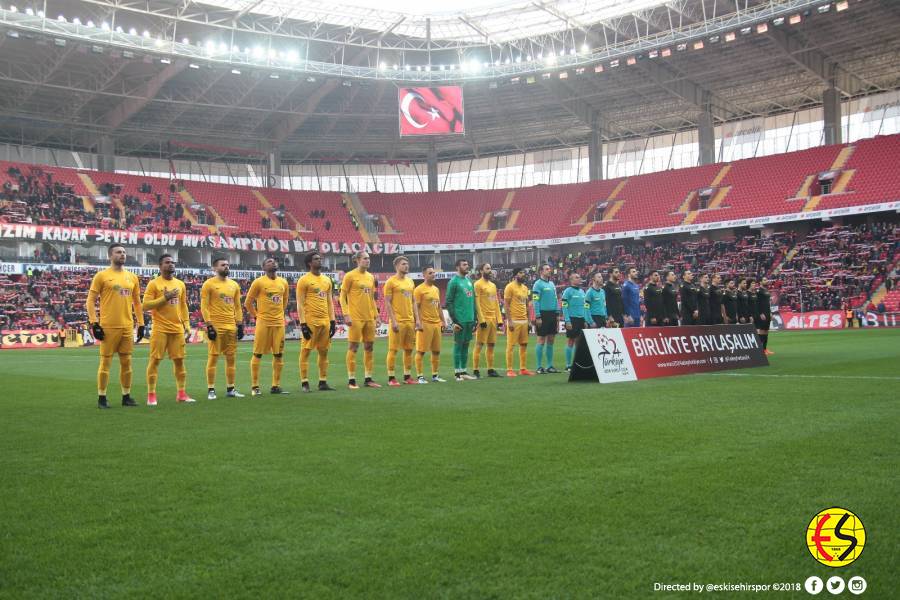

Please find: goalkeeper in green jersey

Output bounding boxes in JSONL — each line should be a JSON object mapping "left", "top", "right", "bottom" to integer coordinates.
{"left": 445, "top": 259, "right": 477, "bottom": 381}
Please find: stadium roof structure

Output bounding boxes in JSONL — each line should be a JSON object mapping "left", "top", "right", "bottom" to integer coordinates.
{"left": 0, "top": 0, "right": 898, "bottom": 164}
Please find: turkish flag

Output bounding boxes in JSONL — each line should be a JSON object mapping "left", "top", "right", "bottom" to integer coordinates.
{"left": 398, "top": 87, "right": 465, "bottom": 136}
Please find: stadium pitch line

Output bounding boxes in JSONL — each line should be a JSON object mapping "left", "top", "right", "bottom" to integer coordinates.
{"left": 706, "top": 372, "right": 900, "bottom": 381}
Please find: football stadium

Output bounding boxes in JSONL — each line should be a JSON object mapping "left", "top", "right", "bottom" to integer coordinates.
{"left": 0, "top": 0, "right": 898, "bottom": 596}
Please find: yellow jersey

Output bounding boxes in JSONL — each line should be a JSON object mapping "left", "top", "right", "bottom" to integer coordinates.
{"left": 142, "top": 276, "right": 189, "bottom": 334}
{"left": 339, "top": 268, "right": 377, "bottom": 322}
{"left": 504, "top": 281, "right": 530, "bottom": 322}
{"left": 246, "top": 275, "right": 289, "bottom": 327}
{"left": 384, "top": 275, "right": 415, "bottom": 323}
{"left": 414, "top": 282, "right": 443, "bottom": 325}
{"left": 474, "top": 278, "right": 501, "bottom": 323}
{"left": 296, "top": 273, "right": 334, "bottom": 326}
{"left": 200, "top": 276, "right": 242, "bottom": 331}
{"left": 87, "top": 267, "right": 144, "bottom": 329}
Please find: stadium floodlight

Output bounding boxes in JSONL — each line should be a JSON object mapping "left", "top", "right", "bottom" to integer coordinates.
{"left": 6, "top": 30, "right": 19, "bottom": 38}
{"left": 756, "top": 23, "right": 768, "bottom": 33}
{"left": 25, "top": 7, "right": 33, "bottom": 15}
{"left": 789, "top": 14, "right": 802, "bottom": 24}
{"left": 817, "top": 4, "right": 831, "bottom": 13}
{"left": 648, "top": 49, "right": 658, "bottom": 58}
{"left": 128, "top": 27, "right": 137, "bottom": 35}
{"left": 416, "top": 65, "right": 422, "bottom": 71}
{"left": 188, "top": 63, "right": 199, "bottom": 69}
{"left": 676, "top": 43, "right": 687, "bottom": 51}
{"left": 494, "top": 60, "right": 501, "bottom": 66}
{"left": 404, "top": 64, "right": 411, "bottom": 71}
{"left": 287, "top": 50, "right": 299, "bottom": 63}
{"left": 569, "top": 48, "right": 576, "bottom": 56}
{"left": 267, "top": 49, "right": 277, "bottom": 59}
{"left": 609, "top": 59, "right": 619, "bottom": 67}
{"left": 219, "top": 42, "right": 228, "bottom": 52}
{"left": 231, "top": 68, "right": 241, "bottom": 75}
{"left": 392, "top": 63, "right": 398, "bottom": 70}
{"left": 72, "top": 17, "right": 81, "bottom": 25}
{"left": 205, "top": 40, "right": 215, "bottom": 54}
{"left": 724, "top": 31, "right": 736, "bottom": 42}
{"left": 252, "top": 46, "right": 264, "bottom": 59}
{"left": 835, "top": 1, "right": 848, "bottom": 11}
{"left": 773, "top": 17, "right": 785, "bottom": 26}
{"left": 581, "top": 43, "right": 590, "bottom": 53}
{"left": 693, "top": 41, "right": 704, "bottom": 50}
{"left": 504, "top": 58, "right": 510, "bottom": 64}
{"left": 9, "top": 5, "right": 16, "bottom": 12}
{"left": 57, "top": 14, "right": 65, "bottom": 22}
{"left": 86, "top": 20, "right": 94, "bottom": 27}
{"left": 181, "top": 37, "right": 189, "bottom": 44}
{"left": 269, "top": 73, "right": 279, "bottom": 79}
{"left": 626, "top": 56, "right": 636, "bottom": 65}
{"left": 470, "top": 59, "right": 481, "bottom": 72}
{"left": 661, "top": 48, "right": 671, "bottom": 57}
{"left": 37, "top": 10, "right": 43, "bottom": 17}
{"left": 709, "top": 35, "right": 720, "bottom": 43}
{"left": 160, "top": 58, "right": 171, "bottom": 64}
{"left": 740, "top": 26, "right": 751, "bottom": 34}
{"left": 122, "top": 50, "right": 133, "bottom": 57}
{"left": 515, "top": 56, "right": 522, "bottom": 63}
{"left": 379, "top": 62, "right": 386, "bottom": 71}
{"left": 115, "top": 25, "right": 123, "bottom": 33}
{"left": 142, "top": 30, "right": 150, "bottom": 38}
{"left": 155, "top": 38, "right": 164, "bottom": 47}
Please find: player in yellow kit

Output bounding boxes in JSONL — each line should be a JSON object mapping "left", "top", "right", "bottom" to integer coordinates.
{"left": 86, "top": 244, "right": 144, "bottom": 409}
{"left": 503, "top": 267, "right": 535, "bottom": 377}
{"left": 297, "top": 252, "right": 336, "bottom": 392}
{"left": 473, "top": 263, "right": 503, "bottom": 378}
{"left": 339, "top": 251, "right": 381, "bottom": 389}
{"left": 384, "top": 255, "right": 421, "bottom": 386}
{"left": 244, "top": 257, "right": 290, "bottom": 395}
{"left": 200, "top": 256, "right": 245, "bottom": 400}
{"left": 142, "top": 254, "right": 192, "bottom": 406}
{"left": 413, "top": 266, "right": 448, "bottom": 384}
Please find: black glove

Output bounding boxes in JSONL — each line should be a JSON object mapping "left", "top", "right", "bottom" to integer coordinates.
{"left": 206, "top": 324, "right": 217, "bottom": 341}
{"left": 136, "top": 325, "right": 145, "bottom": 341}
{"left": 236, "top": 324, "right": 244, "bottom": 340}
{"left": 300, "top": 323, "right": 312, "bottom": 340}
{"left": 91, "top": 322, "right": 105, "bottom": 341}
{"left": 329, "top": 320, "right": 336, "bottom": 338}
{"left": 479, "top": 321, "right": 487, "bottom": 329}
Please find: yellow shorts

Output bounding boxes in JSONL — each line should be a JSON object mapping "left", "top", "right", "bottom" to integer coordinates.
{"left": 347, "top": 320, "right": 376, "bottom": 343}
{"left": 99, "top": 327, "right": 134, "bottom": 356}
{"left": 416, "top": 323, "right": 442, "bottom": 353}
{"left": 476, "top": 322, "right": 498, "bottom": 344}
{"left": 506, "top": 322, "right": 529, "bottom": 346}
{"left": 208, "top": 328, "right": 237, "bottom": 356}
{"left": 388, "top": 322, "right": 416, "bottom": 351}
{"left": 302, "top": 322, "right": 331, "bottom": 352}
{"left": 150, "top": 331, "right": 185, "bottom": 360}
{"left": 253, "top": 324, "right": 286, "bottom": 355}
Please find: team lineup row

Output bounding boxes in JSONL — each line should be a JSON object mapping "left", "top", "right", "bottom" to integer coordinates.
{"left": 85, "top": 244, "right": 772, "bottom": 408}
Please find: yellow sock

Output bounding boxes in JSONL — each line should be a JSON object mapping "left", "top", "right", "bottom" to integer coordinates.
{"left": 317, "top": 352, "right": 329, "bottom": 382}
{"left": 300, "top": 348, "right": 311, "bottom": 382}
{"left": 146, "top": 357, "right": 160, "bottom": 394}
{"left": 173, "top": 358, "right": 186, "bottom": 392}
{"left": 473, "top": 344, "right": 482, "bottom": 371}
{"left": 415, "top": 352, "right": 424, "bottom": 377}
{"left": 346, "top": 350, "right": 357, "bottom": 379}
{"left": 250, "top": 355, "right": 261, "bottom": 388}
{"left": 225, "top": 354, "right": 236, "bottom": 387}
{"left": 403, "top": 350, "right": 413, "bottom": 376}
{"left": 506, "top": 344, "right": 514, "bottom": 370}
{"left": 486, "top": 345, "right": 495, "bottom": 370}
{"left": 206, "top": 354, "right": 217, "bottom": 388}
{"left": 119, "top": 354, "right": 132, "bottom": 394}
{"left": 386, "top": 349, "right": 397, "bottom": 377}
{"left": 364, "top": 349, "right": 374, "bottom": 377}
{"left": 431, "top": 353, "right": 440, "bottom": 375}
{"left": 272, "top": 355, "right": 284, "bottom": 387}
{"left": 519, "top": 345, "right": 528, "bottom": 370}
{"left": 97, "top": 354, "right": 112, "bottom": 395}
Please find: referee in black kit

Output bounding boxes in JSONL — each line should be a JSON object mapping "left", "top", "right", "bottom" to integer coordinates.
{"left": 662, "top": 271, "right": 679, "bottom": 326}
{"left": 604, "top": 267, "right": 624, "bottom": 327}
{"left": 644, "top": 271, "right": 665, "bottom": 326}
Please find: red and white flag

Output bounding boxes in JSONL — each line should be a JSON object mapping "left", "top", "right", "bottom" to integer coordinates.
{"left": 398, "top": 87, "right": 464, "bottom": 136}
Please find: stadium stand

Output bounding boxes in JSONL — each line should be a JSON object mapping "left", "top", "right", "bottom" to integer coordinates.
{"left": 4, "top": 134, "right": 899, "bottom": 244}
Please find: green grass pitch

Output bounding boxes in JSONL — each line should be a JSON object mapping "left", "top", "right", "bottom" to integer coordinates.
{"left": 1, "top": 329, "right": 897, "bottom": 597}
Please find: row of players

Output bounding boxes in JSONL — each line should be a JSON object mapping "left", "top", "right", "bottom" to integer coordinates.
{"left": 86, "top": 244, "right": 771, "bottom": 408}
